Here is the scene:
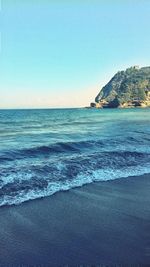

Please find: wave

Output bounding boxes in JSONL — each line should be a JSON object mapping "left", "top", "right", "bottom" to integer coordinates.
{"left": 1, "top": 135, "right": 150, "bottom": 163}
{"left": 0, "top": 150, "right": 150, "bottom": 207}
{"left": 0, "top": 140, "right": 104, "bottom": 162}
{"left": 0, "top": 164, "right": 150, "bottom": 207}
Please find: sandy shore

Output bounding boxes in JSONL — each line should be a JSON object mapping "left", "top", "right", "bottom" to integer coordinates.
{"left": 0, "top": 174, "right": 150, "bottom": 265}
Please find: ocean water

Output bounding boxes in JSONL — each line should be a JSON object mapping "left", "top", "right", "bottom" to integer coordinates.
{"left": 0, "top": 108, "right": 150, "bottom": 206}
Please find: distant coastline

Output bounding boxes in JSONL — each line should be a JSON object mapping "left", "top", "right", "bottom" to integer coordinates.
{"left": 89, "top": 66, "right": 150, "bottom": 109}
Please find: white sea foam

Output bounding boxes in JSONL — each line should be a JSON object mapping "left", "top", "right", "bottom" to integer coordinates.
{"left": 0, "top": 164, "right": 150, "bottom": 207}
{"left": 1, "top": 172, "right": 33, "bottom": 187}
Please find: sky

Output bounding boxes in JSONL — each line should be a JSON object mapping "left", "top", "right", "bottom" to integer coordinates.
{"left": 0, "top": 0, "right": 150, "bottom": 108}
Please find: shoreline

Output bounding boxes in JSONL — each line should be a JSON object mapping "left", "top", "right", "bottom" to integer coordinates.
{"left": 0, "top": 173, "right": 150, "bottom": 265}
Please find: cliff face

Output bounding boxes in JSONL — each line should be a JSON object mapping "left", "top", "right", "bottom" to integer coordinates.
{"left": 93, "top": 66, "right": 150, "bottom": 108}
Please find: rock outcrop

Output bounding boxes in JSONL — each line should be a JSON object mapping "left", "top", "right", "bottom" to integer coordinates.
{"left": 91, "top": 66, "right": 150, "bottom": 108}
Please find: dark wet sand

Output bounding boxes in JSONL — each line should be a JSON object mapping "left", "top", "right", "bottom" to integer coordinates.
{"left": 0, "top": 174, "right": 150, "bottom": 265}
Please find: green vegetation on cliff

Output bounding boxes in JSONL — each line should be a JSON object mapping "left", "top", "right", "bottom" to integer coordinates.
{"left": 95, "top": 66, "right": 150, "bottom": 107}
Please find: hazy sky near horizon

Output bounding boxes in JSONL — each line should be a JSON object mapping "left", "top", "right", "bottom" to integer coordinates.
{"left": 0, "top": 0, "right": 150, "bottom": 108}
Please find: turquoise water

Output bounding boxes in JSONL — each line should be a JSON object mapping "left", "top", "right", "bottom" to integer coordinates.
{"left": 0, "top": 108, "right": 150, "bottom": 206}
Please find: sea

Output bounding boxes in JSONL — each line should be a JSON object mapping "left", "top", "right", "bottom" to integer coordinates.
{"left": 0, "top": 108, "right": 150, "bottom": 207}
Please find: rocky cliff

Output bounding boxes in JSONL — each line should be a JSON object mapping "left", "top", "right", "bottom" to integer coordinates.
{"left": 91, "top": 66, "right": 150, "bottom": 108}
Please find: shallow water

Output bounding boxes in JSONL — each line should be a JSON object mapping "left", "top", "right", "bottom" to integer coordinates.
{"left": 0, "top": 108, "right": 150, "bottom": 206}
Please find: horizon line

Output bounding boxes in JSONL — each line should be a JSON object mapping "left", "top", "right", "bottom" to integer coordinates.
{"left": 0, "top": 106, "right": 86, "bottom": 110}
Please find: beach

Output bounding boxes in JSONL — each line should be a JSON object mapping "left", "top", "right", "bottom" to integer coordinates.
{"left": 1, "top": 0, "right": 150, "bottom": 265}
{"left": 0, "top": 174, "right": 150, "bottom": 265}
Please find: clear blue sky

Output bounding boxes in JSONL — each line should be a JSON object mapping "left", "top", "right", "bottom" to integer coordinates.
{"left": 1, "top": 0, "right": 150, "bottom": 108}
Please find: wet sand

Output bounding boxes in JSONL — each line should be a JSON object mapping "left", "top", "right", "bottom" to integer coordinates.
{"left": 0, "top": 174, "right": 150, "bottom": 265}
